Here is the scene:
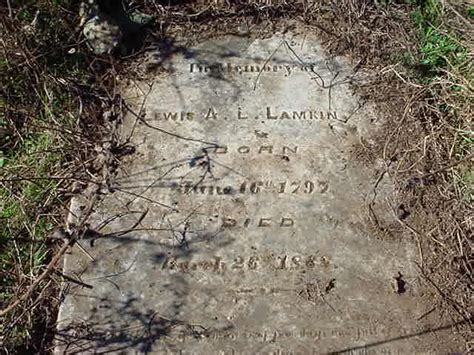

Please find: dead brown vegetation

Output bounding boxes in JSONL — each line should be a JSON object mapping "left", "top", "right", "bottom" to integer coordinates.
{"left": 0, "top": 1, "right": 121, "bottom": 352}
{"left": 1, "top": 0, "right": 472, "bottom": 353}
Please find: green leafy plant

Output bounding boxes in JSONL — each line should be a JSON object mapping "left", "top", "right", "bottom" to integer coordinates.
{"left": 411, "top": 0, "right": 468, "bottom": 76}
{"left": 468, "top": 5, "right": 474, "bottom": 18}
{"left": 0, "top": 1, "right": 107, "bottom": 352}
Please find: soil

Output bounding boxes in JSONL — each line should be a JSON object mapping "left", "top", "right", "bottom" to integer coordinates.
{"left": 2, "top": 1, "right": 471, "bottom": 353}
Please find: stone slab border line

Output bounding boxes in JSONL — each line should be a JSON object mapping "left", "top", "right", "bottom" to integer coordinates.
{"left": 53, "top": 18, "right": 464, "bottom": 355}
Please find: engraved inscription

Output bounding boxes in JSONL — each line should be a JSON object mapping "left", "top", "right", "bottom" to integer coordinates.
{"left": 207, "top": 145, "right": 298, "bottom": 155}
{"left": 175, "top": 180, "right": 329, "bottom": 195}
{"left": 160, "top": 254, "right": 320, "bottom": 273}
{"left": 150, "top": 107, "right": 339, "bottom": 121}
{"left": 221, "top": 217, "right": 295, "bottom": 228}
{"left": 175, "top": 324, "right": 397, "bottom": 348}
{"left": 189, "top": 62, "right": 321, "bottom": 75}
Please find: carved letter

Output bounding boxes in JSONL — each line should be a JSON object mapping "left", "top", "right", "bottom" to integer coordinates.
{"left": 258, "top": 146, "right": 273, "bottom": 154}
{"left": 216, "top": 186, "right": 230, "bottom": 195}
{"left": 328, "top": 111, "right": 338, "bottom": 121}
{"left": 212, "top": 146, "right": 228, "bottom": 154}
{"left": 281, "top": 218, "right": 294, "bottom": 227}
{"left": 293, "top": 111, "right": 306, "bottom": 120}
{"left": 163, "top": 112, "right": 178, "bottom": 120}
{"left": 238, "top": 146, "right": 250, "bottom": 154}
{"left": 258, "top": 218, "right": 272, "bottom": 227}
{"left": 223, "top": 218, "right": 237, "bottom": 227}
{"left": 283, "top": 146, "right": 298, "bottom": 154}
{"left": 207, "top": 186, "right": 214, "bottom": 195}
{"left": 266, "top": 107, "right": 277, "bottom": 120}
{"left": 280, "top": 111, "right": 291, "bottom": 120}
{"left": 213, "top": 257, "right": 222, "bottom": 271}
{"left": 205, "top": 107, "right": 218, "bottom": 120}
{"left": 237, "top": 107, "right": 248, "bottom": 119}
{"left": 310, "top": 111, "right": 323, "bottom": 120}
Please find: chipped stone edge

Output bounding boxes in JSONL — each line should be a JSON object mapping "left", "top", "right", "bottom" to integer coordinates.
{"left": 54, "top": 111, "right": 122, "bottom": 354}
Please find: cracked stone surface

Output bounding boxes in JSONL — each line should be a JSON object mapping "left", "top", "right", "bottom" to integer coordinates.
{"left": 56, "top": 30, "right": 460, "bottom": 354}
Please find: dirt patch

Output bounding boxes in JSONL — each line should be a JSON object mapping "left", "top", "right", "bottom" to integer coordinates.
{"left": 1, "top": 0, "right": 471, "bottom": 352}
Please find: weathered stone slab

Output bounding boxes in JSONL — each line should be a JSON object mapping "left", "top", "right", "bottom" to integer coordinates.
{"left": 56, "top": 31, "right": 455, "bottom": 354}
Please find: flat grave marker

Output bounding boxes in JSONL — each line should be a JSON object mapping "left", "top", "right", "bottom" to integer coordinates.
{"left": 56, "top": 31, "right": 456, "bottom": 354}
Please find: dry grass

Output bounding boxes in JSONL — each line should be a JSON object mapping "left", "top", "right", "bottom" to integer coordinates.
{"left": 0, "top": 0, "right": 471, "bottom": 353}
{"left": 299, "top": 0, "right": 473, "bottom": 348}
{"left": 0, "top": 1, "right": 119, "bottom": 352}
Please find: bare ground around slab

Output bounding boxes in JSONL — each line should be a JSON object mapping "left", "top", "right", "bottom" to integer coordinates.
{"left": 1, "top": 0, "right": 472, "bottom": 353}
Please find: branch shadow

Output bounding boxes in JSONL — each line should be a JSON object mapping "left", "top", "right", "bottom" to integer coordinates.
{"left": 55, "top": 192, "right": 236, "bottom": 353}
{"left": 55, "top": 226, "right": 236, "bottom": 353}
{"left": 55, "top": 288, "right": 233, "bottom": 354}
{"left": 328, "top": 318, "right": 471, "bottom": 354}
